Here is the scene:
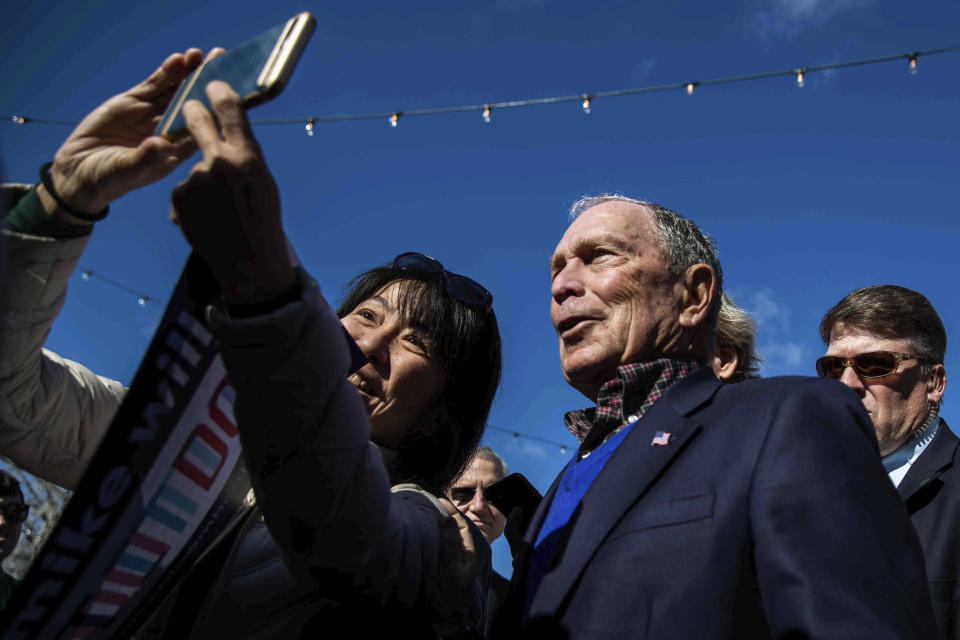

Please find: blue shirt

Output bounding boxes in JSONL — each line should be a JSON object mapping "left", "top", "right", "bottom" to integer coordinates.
{"left": 525, "top": 421, "right": 636, "bottom": 609}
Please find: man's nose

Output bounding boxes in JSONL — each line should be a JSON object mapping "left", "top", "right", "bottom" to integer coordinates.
{"left": 551, "top": 261, "right": 585, "bottom": 304}
{"left": 469, "top": 489, "right": 490, "bottom": 513}
{"left": 838, "top": 365, "right": 866, "bottom": 395}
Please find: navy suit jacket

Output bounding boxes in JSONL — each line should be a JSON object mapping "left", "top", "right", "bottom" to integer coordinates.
{"left": 499, "top": 369, "right": 936, "bottom": 639}
{"left": 898, "top": 420, "right": 960, "bottom": 639}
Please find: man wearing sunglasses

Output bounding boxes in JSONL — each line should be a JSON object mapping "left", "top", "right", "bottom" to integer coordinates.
{"left": 0, "top": 470, "right": 27, "bottom": 610}
{"left": 819, "top": 285, "right": 956, "bottom": 638}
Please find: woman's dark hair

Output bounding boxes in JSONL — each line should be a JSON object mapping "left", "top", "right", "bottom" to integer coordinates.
{"left": 337, "top": 262, "right": 502, "bottom": 495}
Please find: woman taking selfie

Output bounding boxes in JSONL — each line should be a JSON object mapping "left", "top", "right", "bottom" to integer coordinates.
{"left": 0, "top": 51, "right": 501, "bottom": 638}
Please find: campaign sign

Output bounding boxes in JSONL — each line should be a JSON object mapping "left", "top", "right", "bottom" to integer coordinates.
{"left": 0, "top": 254, "right": 252, "bottom": 639}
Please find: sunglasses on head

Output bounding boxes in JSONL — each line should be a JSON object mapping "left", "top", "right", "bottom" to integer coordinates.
{"left": 392, "top": 252, "right": 493, "bottom": 309}
{"left": 815, "top": 351, "right": 930, "bottom": 380}
{"left": 0, "top": 502, "right": 29, "bottom": 524}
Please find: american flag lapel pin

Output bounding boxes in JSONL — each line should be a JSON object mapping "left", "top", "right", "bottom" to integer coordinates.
{"left": 651, "top": 431, "right": 671, "bottom": 447}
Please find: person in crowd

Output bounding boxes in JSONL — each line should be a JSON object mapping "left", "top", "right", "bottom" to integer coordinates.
{"left": 494, "top": 194, "right": 937, "bottom": 639}
{"left": 0, "top": 471, "right": 27, "bottom": 610}
{"left": 449, "top": 446, "right": 511, "bottom": 637}
{"left": 712, "top": 292, "right": 761, "bottom": 382}
{"left": 449, "top": 446, "right": 509, "bottom": 545}
{"left": 0, "top": 51, "right": 502, "bottom": 638}
{"left": 818, "top": 285, "right": 958, "bottom": 638}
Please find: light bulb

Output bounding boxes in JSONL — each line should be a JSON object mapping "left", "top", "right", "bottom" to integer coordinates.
{"left": 137, "top": 296, "right": 147, "bottom": 307}
{"left": 12, "top": 116, "right": 25, "bottom": 124}
{"left": 795, "top": 69, "right": 805, "bottom": 88}
{"left": 581, "top": 97, "right": 591, "bottom": 114}
{"left": 80, "top": 269, "right": 91, "bottom": 281}
{"left": 482, "top": 107, "right": 491, "bottom": 123}
{"left": 561, "top": 445, "right": 567, "bottom": 455}
{"left": 686, "top": 82, "right": 696, "bottom": 96}
{"left": 389, "top": 113, "right": 399, "bottom": 128}
{"left": 909, "top": 56, "right": 918, "bottom": 75}
{"left": 305, "top": 119, "right": 315, "bottom": 136}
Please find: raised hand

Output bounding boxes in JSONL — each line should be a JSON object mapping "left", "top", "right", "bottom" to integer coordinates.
{"left": 43, "top": 48, "right": 219, "bottom": 221}
{"left": 170, "top": 80, "right": 295, "bottom": 304}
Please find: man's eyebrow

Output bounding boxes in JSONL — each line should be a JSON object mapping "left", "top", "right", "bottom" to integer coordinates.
{"left": 549, "top": 234, "right": 638, "bottom": 273}
{"left": 584, "top": 233, "right": 636, "bottom": 252}
{"left": 549, "top": 253, "right": 564, "bottom": 275}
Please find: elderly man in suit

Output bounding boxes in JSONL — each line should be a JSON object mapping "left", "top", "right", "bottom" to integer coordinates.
{"left": 819, "top": 285, "right": 958, "bottom": 638}
{"left": 498, "top": 195, "right": 936, "bottom": 639}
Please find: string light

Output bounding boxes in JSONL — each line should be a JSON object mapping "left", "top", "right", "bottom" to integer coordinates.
{"left": 560, "top": 445, "right": 567, "bottom": 455}
{"left": 137, "top": 296, "right": 147, "bottom": 307}
{"left": 686, "top": 82, "right": 697, "bottom": 96}
{"left": 5, "top": 45, "right": 957, "bottom": 130}
{"left": 80, "top": 269, "right": 91, "bottom": 281}
{"left": 304, "top": 118, "right": 315, "bottom": 136}
{"left": 482, "top": 106, "right": 491, "bottom": 123}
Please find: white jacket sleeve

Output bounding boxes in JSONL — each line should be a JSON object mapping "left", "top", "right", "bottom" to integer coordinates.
{"left": 0, "top": 215, "right": 126, "bottom": 489}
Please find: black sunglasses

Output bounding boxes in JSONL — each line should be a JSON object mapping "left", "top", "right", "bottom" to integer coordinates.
{"left": 392, "top": 252, "right": 493, "bottom": 309}
{"left": 0, "top": 502, "right": 29, "bottom": 524}
{"left": 449, "top": 487, "right": 483, "bottom": 506}
{"left": 815, "top": 351, "right": 930, "bottom": 380}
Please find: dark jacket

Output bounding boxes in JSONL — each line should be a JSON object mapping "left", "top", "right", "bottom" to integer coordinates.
{"left": 498, "top": 369, "right": 936, "bottom": 639}
{"left": 898, "top": 420, "right": 960, "bottom": 639}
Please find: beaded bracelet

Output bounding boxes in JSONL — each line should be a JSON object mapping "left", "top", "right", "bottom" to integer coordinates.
{"left": 39, "top": 162, "right": 109, "bottom": 222}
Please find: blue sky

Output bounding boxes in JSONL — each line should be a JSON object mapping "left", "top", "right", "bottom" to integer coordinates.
{"left": 2, "top": 0, "right": 959, "bottom": 577}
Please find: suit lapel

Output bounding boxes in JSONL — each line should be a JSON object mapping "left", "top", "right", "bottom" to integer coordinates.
{"left": 897, "top": 420, "right": 959, "bottom": 502}
{"left": 512, "top": 459, "right": 568, "bottom": 583}
{"left": 528, "top": 368, "right": 720, "bottom": 616}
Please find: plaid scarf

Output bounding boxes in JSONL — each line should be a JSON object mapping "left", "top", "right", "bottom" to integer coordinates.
{"left": 564, "top": 358, "right": 701, "bottom": 455}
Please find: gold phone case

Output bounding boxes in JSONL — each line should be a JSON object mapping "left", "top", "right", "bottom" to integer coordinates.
{"left": 156, "top": 12, "right": 315, "bottom": 139}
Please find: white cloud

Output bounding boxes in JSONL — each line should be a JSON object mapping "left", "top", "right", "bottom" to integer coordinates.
{"left": 630, "top": 59, "right": 657, "bottom": 83}
{"left": 761, "top": 341, "right": 808, "bottom": 368}
{"left": 750, "top": 0, "right": 871, "bottom": 39}
{"left": 745, "top": 288, "right": 791, "bottom": 333}
{"left": 511, "top": 439, "right": 549, "bottom": 460}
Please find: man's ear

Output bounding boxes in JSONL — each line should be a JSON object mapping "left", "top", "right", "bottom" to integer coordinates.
{"left": 678, "top": 264, "right": 717, "bottom": 329}
{"left": 927, "top": 364, "right": 946, "bottom": 405}
{"left": 713, "top": 345, "right": 740, "bottom": 382}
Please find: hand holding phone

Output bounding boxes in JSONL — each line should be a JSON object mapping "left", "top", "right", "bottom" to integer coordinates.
{"left": 484, "top": 473, "right": 542, "bottom": 522}
{"left": 156, "top": 12, "right": 315, "bottom": 139}
{"left": 41, "top": 49, "right": 207, "bottom": 219}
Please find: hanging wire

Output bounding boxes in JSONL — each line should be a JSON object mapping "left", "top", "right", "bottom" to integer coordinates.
{"left": 5, "top": 45, "right": 958, "bottom": 130}
{"left": 486, "top": 424, "right": 575, "bottom": 455}
{"left": 77, "top": 266, "right": 158, "bottom": 307}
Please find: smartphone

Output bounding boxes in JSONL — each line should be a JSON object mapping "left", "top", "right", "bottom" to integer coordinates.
{"left": 483, "top": 473, "right": 542, "bottom": 518}
{"left": 155, "top": 11, "right": 315, "bottom": 139}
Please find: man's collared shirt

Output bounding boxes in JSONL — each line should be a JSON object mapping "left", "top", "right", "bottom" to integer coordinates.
{"left": 564, "top": 357, "right": 701, "bottom": 456}
{"left": 883, "top": 414, "right": 941, "bottom": 488}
